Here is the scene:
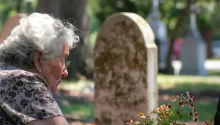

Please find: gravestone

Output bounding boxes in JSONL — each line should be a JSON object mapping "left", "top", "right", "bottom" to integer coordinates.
{"left": 147, "top": 0, "right": 168, "bottom": 72}
{"left": 0, "top": 13, "right": 27, "bottom": 42}
{"left": 180, "top": 2, "right": 207, "bottom": 76}
{"left": 94, "top": 12, "right": 158, "bottom": 125}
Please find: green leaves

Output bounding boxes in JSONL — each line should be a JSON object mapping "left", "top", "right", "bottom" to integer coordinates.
{"left": 0, "top": 0, "right": 37, "bottom": 31}
{"left": 127, "top": 91, "right": 203, "bottom": 125}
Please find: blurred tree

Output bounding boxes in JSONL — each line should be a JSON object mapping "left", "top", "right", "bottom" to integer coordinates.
{"left": 0, "top": 0, "right": 22, "bottom": 31}
{"left": 37, "top": 0, "right": 93, "bottom": 79}
{"left": 0, "top": 0, "right": 36, "bottom": 36}
{"left": 90, "top": 0, "right": 150, "bottom": 27}
{"left": 90, "top": 0, "right": 218, "bottom": 74}
{"left": 162, "top": 0, "right": 216, "bottom": 73}
{"left": 197, "top": 1, "right": 219, "bottom": 58}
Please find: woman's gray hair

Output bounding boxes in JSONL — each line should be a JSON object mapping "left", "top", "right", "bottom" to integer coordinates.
{"left": 0, "top": 13, "right": 80, "bottom": 69}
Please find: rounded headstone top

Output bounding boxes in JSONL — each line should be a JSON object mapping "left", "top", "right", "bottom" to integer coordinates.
{"left": 0, "top": 13, "right": 27, "bottom": 42}
{"left": 98, "top": 12, "right": 155, "bottom": 46}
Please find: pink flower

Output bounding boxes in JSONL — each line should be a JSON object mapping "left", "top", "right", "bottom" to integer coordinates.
{"left": 126, "top": 119, "right": 133, "bottom": 125}
{"left": 134, "top": 121, "right": 140, "bottom": 125}
{"left": 137, "top": 113, "right": 146, "bottom": 118}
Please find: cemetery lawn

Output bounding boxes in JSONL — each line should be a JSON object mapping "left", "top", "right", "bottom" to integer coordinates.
{"left": 60, "top": 99, "right": 215, "bottom": 123}
{"left": 60, "top": 102, "right": 94, "bottom": 121}
{"left": 59, "top": 73, "right": 220, "bottom": 123}
{"left": 157, "top": 74, "right": 220, "bottom": 94}
{"left": 159, "top": 100, "right": 216, "bottom": 122}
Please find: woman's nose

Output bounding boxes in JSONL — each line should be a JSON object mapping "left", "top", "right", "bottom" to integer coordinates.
{"left": 62, "top": 69, "right": 68, "bottom": 78}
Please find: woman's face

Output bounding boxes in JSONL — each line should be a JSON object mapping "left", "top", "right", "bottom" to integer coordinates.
{"left": 40, "top": 42, "right": 69, "bottom": 93}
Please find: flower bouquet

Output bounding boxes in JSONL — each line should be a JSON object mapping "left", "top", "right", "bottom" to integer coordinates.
{"left": 127, "top": 91, "right": 210, "bottom": 125}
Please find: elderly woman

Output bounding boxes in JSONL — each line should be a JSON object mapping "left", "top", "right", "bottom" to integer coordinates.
{"left": 0, "top": 13, "right": 79, "bottom": 125}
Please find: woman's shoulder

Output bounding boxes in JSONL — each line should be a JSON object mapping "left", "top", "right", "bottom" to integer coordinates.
{"left": 0, "top": 63, "right": 48, "bottom": 88}
{"left": 0, "top": 64, "right": 62, "bottom": 124}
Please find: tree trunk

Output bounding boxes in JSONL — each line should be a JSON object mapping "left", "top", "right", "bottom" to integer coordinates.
{"left": 37, "top": 0, "right": 93, "bottom": 79}
{"left": 16, "top": 0, "right": 23, "bottom": 13}
{"left": 166, "top": 0, "right": 196, "bottom": 74}
{"left": 201, "top": 28, "right": 214, "bottom": 58}
{"left": 37, "top": 0, "right": 60, "bottom": 16}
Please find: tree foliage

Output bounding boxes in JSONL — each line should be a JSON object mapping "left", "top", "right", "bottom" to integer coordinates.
{"left": 0, "top": 0, "right": 37, "bottom": 31}
{"left": 89, "top": 0, "right": 219, "bottom": 74}
{"left": 89, "top": 0, "right": 150, "bottom": 27}
{"left": 89, "top": 0, "right": 218, "bottom": 38}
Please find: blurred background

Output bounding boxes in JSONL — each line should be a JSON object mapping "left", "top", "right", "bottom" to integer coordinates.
{"left": 0, "top": 0, "right": 220, "bottom": 124}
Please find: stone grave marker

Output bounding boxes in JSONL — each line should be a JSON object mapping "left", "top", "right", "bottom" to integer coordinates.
{"left": 180, "top": 2, "right": 207, "bottom": 76}
{"left": 94, "top": 12, "right": 158, "bottom": 125}
{"left": 0, "top": 13, "right": 27, "bottom": 42}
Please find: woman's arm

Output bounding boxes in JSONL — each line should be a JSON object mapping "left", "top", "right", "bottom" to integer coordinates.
{"left": 27, "top": 116, "right": 69, "bottom": 125}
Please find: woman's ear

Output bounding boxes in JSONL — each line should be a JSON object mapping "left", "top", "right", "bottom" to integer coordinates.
{"left": 33, "top": 50, "right": 42, "bottom": 73}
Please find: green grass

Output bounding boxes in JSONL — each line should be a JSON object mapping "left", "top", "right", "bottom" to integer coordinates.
{"left": 61, "top": 102, "right": 94, "bottom": 120}
{"left": 59, "top": 79, "right": 94, "bottom": 91}
{"left": 159, "top": 100, "right": 217, "bottom": 122}
{"left": 157, "top": 74, "right": 220, "bottom": 93}
{"left": 157, "top": 72, "right": 219, "bottom": 122}
{"left": 61, "top": 98, "right": 217, "bottom": 122}
{"left": 60, "top": 71, "right": 220, "bottom": 94}
{"left": 61, "top": 99, "right": 216, "bottom": 122}
{"left": 208, "top": 70, "right": 220, "bottom": 76}
{"left": 61, "top": 100, "right": 216, "bottom": 122}
{"left": 194, "top": 102, "right": 217, "bottom": 122}
{"left": 62, "top": 103, "right": 93, "bottom": 116}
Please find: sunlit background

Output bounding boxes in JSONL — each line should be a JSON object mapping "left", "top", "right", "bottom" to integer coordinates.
{"left": 0, "top": 0, "right": 220, "bottom": 124}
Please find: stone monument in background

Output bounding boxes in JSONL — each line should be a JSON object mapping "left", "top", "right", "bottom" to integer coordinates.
{"left": 180, "top": 1, "right": 207, "bottom": 76}
{"left": 147, "top": 0, "right": 168, "bottom": 73}
{"left": 0, "top": 13, "right": 27, "bottom": 42}
{"left": 94, "top": 12, "right": 158, "bottom": 125}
